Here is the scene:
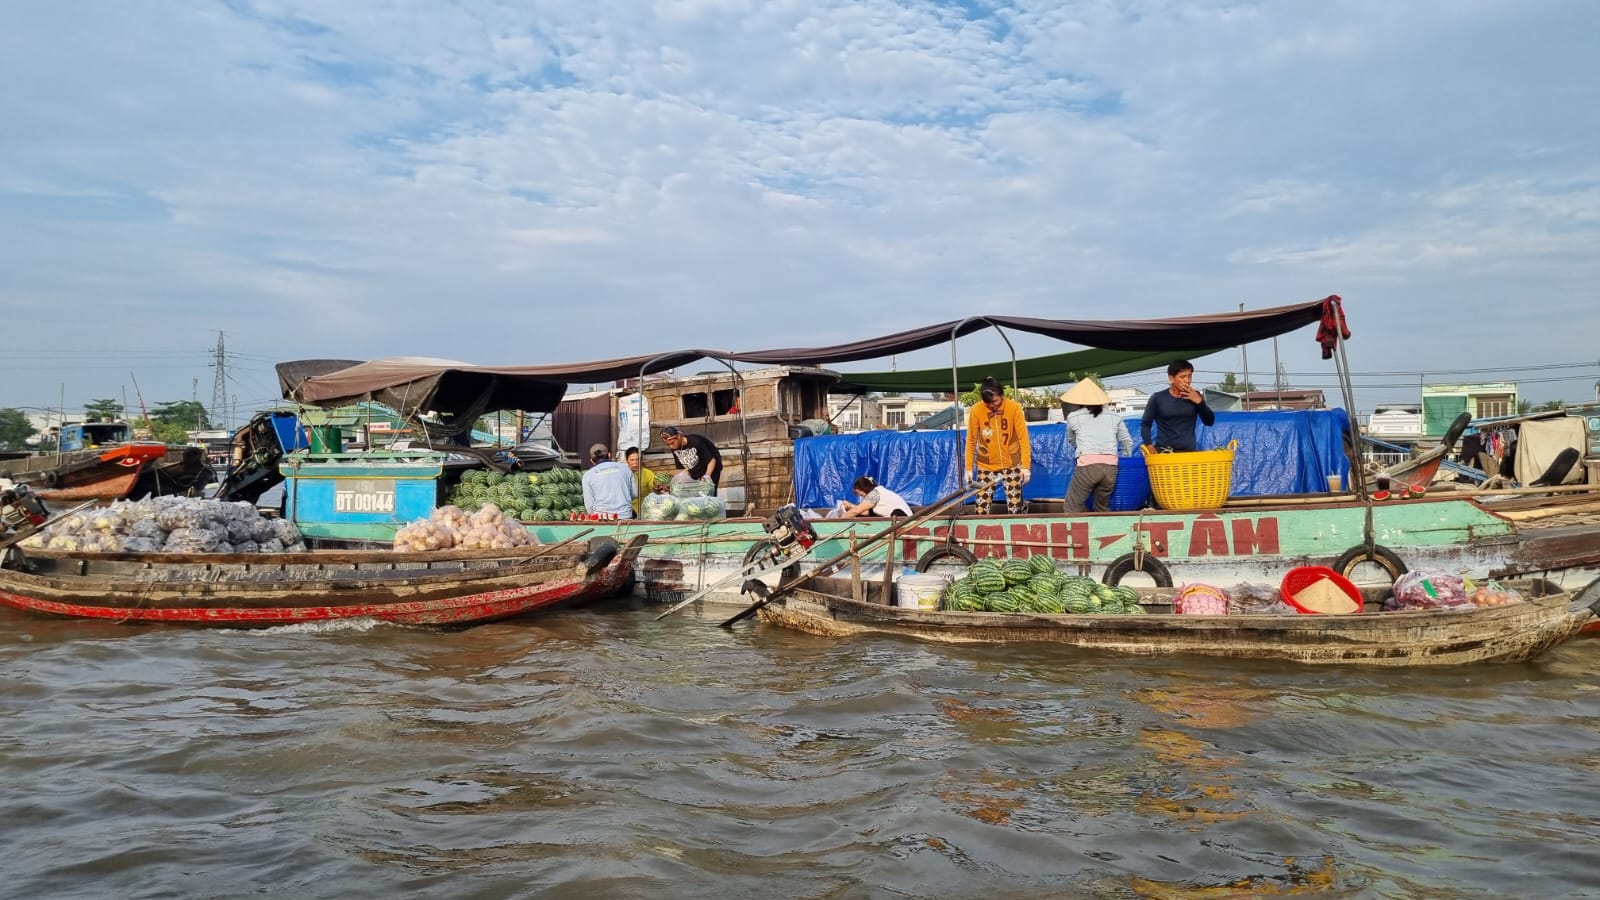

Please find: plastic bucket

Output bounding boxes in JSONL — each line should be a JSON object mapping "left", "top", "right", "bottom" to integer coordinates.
{"left": 1085, "top": 455, "right": 1152, "bottom": 512}
{"left": 896, "top": 573, "right": 951, "bottom": 610}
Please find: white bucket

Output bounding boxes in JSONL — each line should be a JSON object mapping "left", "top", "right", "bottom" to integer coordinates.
{"left": 896, "top": 573, "right": 951, "bottom": 610}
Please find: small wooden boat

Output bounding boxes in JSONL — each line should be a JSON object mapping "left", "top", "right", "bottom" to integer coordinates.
{"left": 757, "top": 575, "right": 1600, "bottom": 666}
{"left": 0, "top": 535, "right": 646, "bottom": 627}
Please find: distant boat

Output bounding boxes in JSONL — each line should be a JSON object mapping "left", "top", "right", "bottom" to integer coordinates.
{"left": 0, "top": 421, "right": 168, "bottom": 502}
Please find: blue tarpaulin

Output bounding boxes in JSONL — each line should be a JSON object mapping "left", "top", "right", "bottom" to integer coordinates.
{"left": 792, "top": 409, "right": 1352, "bottom": 508}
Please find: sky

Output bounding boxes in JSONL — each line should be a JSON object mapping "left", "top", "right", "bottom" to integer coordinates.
{"left": 3, "top": 0, "right": 1598, "bottom": 428}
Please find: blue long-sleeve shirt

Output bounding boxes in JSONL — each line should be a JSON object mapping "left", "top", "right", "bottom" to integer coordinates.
{"left": 1140, "top": 390, "right": 1215, "bottom": 452}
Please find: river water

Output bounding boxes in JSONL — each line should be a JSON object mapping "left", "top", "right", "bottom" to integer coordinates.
{"left": 4, "top": 601, "right": 1598, "bottom": 899}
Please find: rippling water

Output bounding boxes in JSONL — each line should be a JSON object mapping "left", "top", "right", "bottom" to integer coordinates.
{"left": 3, "top": 601, "right": 1598, "bottom": 899}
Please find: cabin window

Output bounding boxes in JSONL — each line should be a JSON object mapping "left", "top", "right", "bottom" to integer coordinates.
{"left": 681, "top": 392, "right": 711, "bottom": 419}
{"left": 714, "top": 389, "right": 740, "bottom": 416}
{"left": 83, "top": 424, "right": 129, "bottom": 445}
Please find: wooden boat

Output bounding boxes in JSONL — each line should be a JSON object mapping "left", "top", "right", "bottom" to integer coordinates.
{"left": 756, "top": 575, "right": 1600, "bottom": 666}
{"left": 0, "top": 441, "right": 170, "bottom": 502}
{"left": 0, "top": 535, "right": 646, "bottom": 627}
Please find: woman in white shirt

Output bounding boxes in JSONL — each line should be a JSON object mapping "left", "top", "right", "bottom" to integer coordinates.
{"left": 838, "top": 476, "right": 912, "bottom": 518}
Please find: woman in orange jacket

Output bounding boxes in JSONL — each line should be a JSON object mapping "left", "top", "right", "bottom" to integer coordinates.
{"left": 964, "top": 375, "right": 1032, "bottom": 515}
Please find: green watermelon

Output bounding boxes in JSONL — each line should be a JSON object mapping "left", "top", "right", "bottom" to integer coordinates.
{"left": 968, "top": 562, "right": 1007, "bottom": 595}
{"left": 1001, "top": 560, "right": 1034, "bottom": 586}
{"left": 1027, "top": 554, "right": 1056, "bottom": 576}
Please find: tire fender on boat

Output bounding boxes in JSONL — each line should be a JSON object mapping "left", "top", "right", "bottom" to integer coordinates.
{"left": 1102, "top": 552, "right": 1173, "bottom": 588}
{"left": 1331, "top": 544, "right": 1407, "bottom": 584}
{"left": 582, "top": 537, "right": 619, "bottom": 574}
{"left": 914, "top": 544, "right": 977, "bottom": 572}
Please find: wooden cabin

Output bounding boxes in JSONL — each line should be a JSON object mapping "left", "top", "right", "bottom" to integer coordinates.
{"left": 559, "top": 366, "right": 840, "bottom": 514}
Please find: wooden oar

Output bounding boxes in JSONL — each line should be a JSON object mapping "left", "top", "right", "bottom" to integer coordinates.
{"left": 718, "top": 483, "right": 981, "bottom": 628}
{"left": 0, "top": 500, "right": 98, "bottom": 553}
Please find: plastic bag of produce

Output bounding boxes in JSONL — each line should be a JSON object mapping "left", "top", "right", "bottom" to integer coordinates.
{"left": 1388, "top": 569, "right": 1471, "bottom": 611}
{"left": 1228, "top": 582, "right": 1295, "bottom": 615}
{"left": 639, "top": 493, "right": 680, "bottom": 520}
{"left": 1468, "top": 581, "right": 1524, "bottom": 608}
{"left": 679, "top": 495, "right": 726, "bottom": 521}
{"left": 670, "top": 473, "right": 714, "bottom": 498}
{"left": 1175, "top": 583, "right": 1229, "bottom": 615}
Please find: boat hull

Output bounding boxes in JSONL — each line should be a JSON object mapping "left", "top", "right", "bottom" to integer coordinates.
{"left": 758, "top": 576, "right": 1599, "bottom": 666}
{"left": 0, "top": 536, "right": 645, "bottom": 627}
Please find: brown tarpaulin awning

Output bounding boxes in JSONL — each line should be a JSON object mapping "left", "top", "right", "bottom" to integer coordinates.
{"left": 282, "top": 297, "right": 1338, "bottom": 415}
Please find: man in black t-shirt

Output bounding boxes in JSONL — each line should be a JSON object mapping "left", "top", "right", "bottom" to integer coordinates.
{"left": 660, "top": 425, "right": 723, "bottom": 495}
{"left": 1140, "top": 360, "right": 1216, "bottom": 452}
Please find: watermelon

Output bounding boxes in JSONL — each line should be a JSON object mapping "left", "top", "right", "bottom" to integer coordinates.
{"left": 1001, "top": 560, "right": 1034, "bottom": 586}
{"left": 1027, "top": 554, "right": 1056, "bottom": 577}
{"left": 968, "top": 562, "right": 1007, "bottom": 595}
{"left": 1372, "top": 489, "right": 1391, "bottom": 501}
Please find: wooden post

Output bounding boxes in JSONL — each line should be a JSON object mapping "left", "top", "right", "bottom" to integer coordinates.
{"left": 850, "top": 532, "right": 862, "bottom": 602}
{"left": 880, "top": 517, "right": 899, "bottom": 605}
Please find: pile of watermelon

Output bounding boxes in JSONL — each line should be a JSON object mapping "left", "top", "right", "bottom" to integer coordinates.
{"left": 941, "top": 556, "right": 1146, "bottom": 614}
{"left": 448, "top": 468, "right": 585, "bottom": 521}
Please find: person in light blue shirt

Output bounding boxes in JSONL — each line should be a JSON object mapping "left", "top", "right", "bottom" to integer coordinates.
{"left": 1063, "top": 380, "right": 1134, "bottom": 513}
{"left": 581, "top": 444, "right": 636, "bottom": 518}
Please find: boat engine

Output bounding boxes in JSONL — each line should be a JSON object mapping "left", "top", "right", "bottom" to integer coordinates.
{"left": 763, "top": 503, "right": 818, "bottom": 553}
{"left": 1, "top": 484, "right": 48, "bottom": 537}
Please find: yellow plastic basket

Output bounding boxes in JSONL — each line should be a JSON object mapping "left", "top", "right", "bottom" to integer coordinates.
{"left": 1140, "top": 440, "right": 1239, "bottom": 510}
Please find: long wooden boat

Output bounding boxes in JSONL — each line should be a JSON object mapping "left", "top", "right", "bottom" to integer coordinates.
{"left": 0, "top": 442, "right": 170, "bottom": 502}
{"left": 756, "top": 575, "right": 1600, "bottom": 666}
{"left": 0, "top": 535, "right": 646, "bottom": 627}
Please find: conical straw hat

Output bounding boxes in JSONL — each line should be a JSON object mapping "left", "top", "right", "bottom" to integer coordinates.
{"left": 1061, "top": 379, "right": 1109, "bottom": 406}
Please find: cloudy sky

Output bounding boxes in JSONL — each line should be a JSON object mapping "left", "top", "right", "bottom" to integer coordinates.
{"left": 3, "top": 0, "right": 1597, "bottom": 425}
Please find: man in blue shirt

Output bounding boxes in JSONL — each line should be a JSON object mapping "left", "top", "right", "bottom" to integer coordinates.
{"left": 581, "top": 444, "right": 637, "bottom": 518}
{"left": 1140, "top": 360, "right": 1216, "bottom": 452}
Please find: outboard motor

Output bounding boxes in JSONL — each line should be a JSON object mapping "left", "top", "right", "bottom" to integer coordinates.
{"left": 1, "top": 484, "right": 48, "bottom": 534}
{"left": 763, "top": 503, "right": 818, "bottom": 553}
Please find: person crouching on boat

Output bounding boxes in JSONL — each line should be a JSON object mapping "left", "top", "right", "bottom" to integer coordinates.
{"left": 582, "top": 444, "right": 636, "bottom": 519}
{"left": 832, "top": 476, "right": 913, "bottom": 519}
{"left": 661, "top": 425, "right": 723, "bottom": 496}
{"left": 1140, "top": 359, "right": 1215, "bottom": 452}
{"left": 965, "top": 375, "right": 1032, "bottom": 515}
{"left": 1062, "top": 379, "right": 1134, "bottom": 513}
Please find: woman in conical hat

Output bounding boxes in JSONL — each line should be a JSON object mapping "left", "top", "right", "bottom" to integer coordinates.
{"left": 1062, "top": 378, "right": 1134, "bottom": 513}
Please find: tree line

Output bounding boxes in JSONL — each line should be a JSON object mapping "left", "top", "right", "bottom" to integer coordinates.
{"left": 0, "top": 399, "right": 213, "bottom": 450}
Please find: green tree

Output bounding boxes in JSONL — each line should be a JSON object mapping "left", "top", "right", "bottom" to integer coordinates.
{"left": 0, "top": 408, "right": 37, "bottom": 450}
{"left": 1216, "top": 372, "right": 1257, "bottom": 393}
{"left": 150, "top": 400, "right": 211, "bottom": 430}
{"left": 151, "top": 420, "right": 191, "bottom": 444}
{"left": 84, "top": 398, "right": 125, "bottom": 422}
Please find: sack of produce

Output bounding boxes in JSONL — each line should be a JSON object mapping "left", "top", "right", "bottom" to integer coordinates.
{"left": 639, "top": 493, "right": 680, "bottom": 520}
{"left": 1229, "top": 582, "right": 1295, "bottom": 615}
{"left": 1467, "top": 580, "right": 1524, "bottom": 608}
{"left": 1387, "top": 569, "right": 1472, "bottom": 611}
{"left": 1175, "top": 583, "right": 1230, "bottom": 615}
{"left": 669, "top": 473, "right": 714, "bottom": 498}
{"left": 678, "top": 495, "right": 726, "bottom": 521}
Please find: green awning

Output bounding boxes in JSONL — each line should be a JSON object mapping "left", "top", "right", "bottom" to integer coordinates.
{"left": 832, "top": 347, "right": 1225, "bottom": 394}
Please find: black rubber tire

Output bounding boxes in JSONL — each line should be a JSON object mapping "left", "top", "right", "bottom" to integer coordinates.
{"left": 743, "top": 538, "right": 799, "bottom": 582}
{"left": 1102, "top": 553, "right": 1173, "bottom": 588}
{"left": 915, "top": 544, "right": 977, "bottom": 573}
{"left": 1440, "top": 412, "right": 1471, "bottom": 453}
{"left": 1331, "top": 544, "right": 1407, "bottom": 585}
{"left": 1531, "top": 447, "right": 1580, "bottom": 487}
{"left": 582, "top": 537, "right": 619, "bottom": 574}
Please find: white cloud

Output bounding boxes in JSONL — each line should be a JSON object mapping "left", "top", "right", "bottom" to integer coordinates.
{"left": 1, "top": 0, "right": 1597, "bottom": 415}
